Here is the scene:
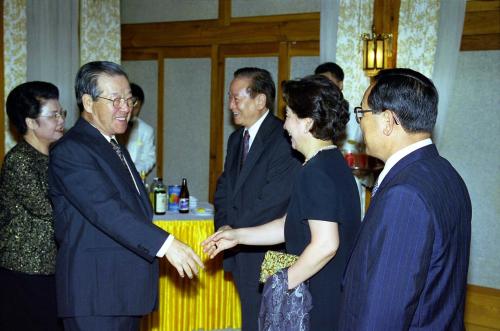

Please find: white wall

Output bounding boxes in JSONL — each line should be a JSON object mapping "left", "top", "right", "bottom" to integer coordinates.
{"left": 440, "top": 50, "right": 500, "bottom": 288}
{"left": 164, "top": 59, "right": 211, "bottom": 201}
{"left": 232, "top": 0, "right": 320, "bottom": 17}
{"left": 121, "top": 0, "right": 218, "bottom": 23}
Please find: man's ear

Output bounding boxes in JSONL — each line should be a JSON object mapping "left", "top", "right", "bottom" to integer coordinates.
{"left": 82, "top": 94, "right": 94, "bottom": 114}
{"left": 25, "top": 117, "right": 37, "bottom": 130}
{"left": 255, "top": 93, "right": 266, "bottom": 110}
{"left": 382, "top": 110, "right": 396, "bottom": 136}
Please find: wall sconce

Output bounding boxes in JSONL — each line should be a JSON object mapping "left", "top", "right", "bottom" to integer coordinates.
{"left": 361, "top": 27, "right": 392, "bottom": 76}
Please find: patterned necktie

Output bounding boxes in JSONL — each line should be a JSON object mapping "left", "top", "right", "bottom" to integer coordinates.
{"left": 110, "top": 138, "right": 128, "bottom": 168}
{"left": 371, "top": 181, "right": 379, "bottom": 197}
{"left": 110, "top": 138, "right": 141, "bottom": 194}
{"left": 242, "top": 130, "right": 250, "bottom": 163}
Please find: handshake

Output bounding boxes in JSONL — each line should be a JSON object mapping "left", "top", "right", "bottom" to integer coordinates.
{"left": 165, "top": 225, "right": 238, "bottom": 279}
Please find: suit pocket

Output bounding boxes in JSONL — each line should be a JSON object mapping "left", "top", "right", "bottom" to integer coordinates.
{"left": 92, "top": 248, "right": 157, "bottom": 315}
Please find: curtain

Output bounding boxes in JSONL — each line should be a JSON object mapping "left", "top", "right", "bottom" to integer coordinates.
{"left": 80, "top": 0, "right": 121, "bottom": 65}
{"left": 397, "top": 0, "right": 440, "bottom": 78}
{"left": 27, "top": 0, "right": 80, "bottom": 128}
{"left": 431, "top": 0, "right": 467, "bottom": 146}
{"left": 3, "top": 0, "right": 27, "bottom": 152}
{"left": 336, "top": 0, "right": 373, "bottom": 142}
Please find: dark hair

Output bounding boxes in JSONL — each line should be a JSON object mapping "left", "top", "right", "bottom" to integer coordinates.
{"left": 234, "top": 67, "right": 276, "bottom": 112}
{"left": 6, "top": 81, "right": 59, "bottom": 135}
{"left": 368, "top": 68, "right": 438, "bottom": 133}
{"left": 282, "top": 75, "right": 349, "bottom": 141}
{"left": 130, "top": 82, "right": 145, "bottom": 103}
{"left": 75, "top": 61, "right": 129, "bottom": 112}
{"left": 314, "top": 62, "right": 345, "bottom": 81}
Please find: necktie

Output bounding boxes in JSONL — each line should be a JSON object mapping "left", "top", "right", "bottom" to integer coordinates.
{"left": 242, "top": 130, "right": 250, "bottom": 163}
{"left": 110, "top": 138, "right": 141, "bottom": 194}
{"left": 110, "top": 138, "right": 127, "bottom": 168}
{"left": 371, "top": 181, "right": 379, "bottom": 197}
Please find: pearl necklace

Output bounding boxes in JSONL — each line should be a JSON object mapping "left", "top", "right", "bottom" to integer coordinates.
{"left": 303, "top": 144, "right": 337, "bottom": 165}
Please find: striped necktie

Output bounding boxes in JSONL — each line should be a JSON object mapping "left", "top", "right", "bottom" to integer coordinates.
{"left": 110, "top": 138, "right": 140, "bottom": 194}
{"left": 242, "top": 130, "right": 250, "bottom": 163}
{"left": 371, "top": 181, "right": 379, "bottom": 196}
{"left": 110, "top": 138, "right": 127, "bottom": 168}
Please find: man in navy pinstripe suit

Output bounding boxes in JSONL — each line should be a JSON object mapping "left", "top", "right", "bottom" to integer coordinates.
{"left": 338, "top": 68, "right": 471, "bottom": 330}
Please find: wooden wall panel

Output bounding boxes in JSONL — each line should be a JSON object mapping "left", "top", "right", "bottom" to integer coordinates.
{"left": 277, "top": 42, "right": 290, "bottom": 119}
{"left": 373, "top": 0, "right": 400, "bottom": 68}
{"left": 209, "top": 44, "right": 224, "bottom": 202}
{"left": 289, "top": 40, "right": 319, "bottom": 56}
{"left": 156, "top": 55, "right": 164, "bottom": 178}
{"left": 461, "top": 0, "right": 500, "bottom": 51}
{"left": 122, "top": 14, "right": 319, "bottom": 49}
{"left": 218, "top": 42, "right": 279, "bottom": 57}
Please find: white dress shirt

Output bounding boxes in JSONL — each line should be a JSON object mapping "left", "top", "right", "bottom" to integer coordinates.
{"left": 376, "top": 138, "right": 433, "bottom": 187}
{"left": 245, "top": 110, "right": 269, "bottom": 149}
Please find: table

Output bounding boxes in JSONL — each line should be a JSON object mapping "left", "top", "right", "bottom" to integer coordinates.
{"left": 141, "top": 209, "right": 242, "bottom": 331}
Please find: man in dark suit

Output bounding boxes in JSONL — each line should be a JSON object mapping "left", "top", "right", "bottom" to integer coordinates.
{"left": 48, "top": 61, "right": 203, "bottom": 331}
{"left": 338, "top": 68, "right": 471, "bottom": 330}
{"left": 214, "top": 67, "right": 301, "bottom": 330}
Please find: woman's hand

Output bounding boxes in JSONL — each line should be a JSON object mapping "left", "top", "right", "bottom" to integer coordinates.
{"left": 201, "top": 226, "right": 239, "bottom": 259}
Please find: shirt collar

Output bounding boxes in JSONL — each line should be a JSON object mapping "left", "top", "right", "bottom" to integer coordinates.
{"left": 376, "top": 138, "right": 433, "bottom": 187}
{"left": 245, "top": 110, "right": 269, "bottom": 148}
{"left": 87, "top": 121, "right": 115, "bottom": 143}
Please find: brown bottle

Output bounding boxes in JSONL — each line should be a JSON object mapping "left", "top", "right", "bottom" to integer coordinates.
{"left": 178, "top": 178, "right": 190, "bottom": 213}
{"left": 153, "top": 178, "right": 167, "bottom": 215}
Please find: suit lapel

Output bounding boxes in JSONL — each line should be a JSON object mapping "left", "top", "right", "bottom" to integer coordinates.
{"left": 373, "top": 144, "right": 438, "bottom": 200}
{"left": 232, "top": 113, "right": 275, "bottom": 196}
{"left": 342, "top": 144, "right": 440, "bottom": 286}
{"left": 123, "top": 148, "right": 152, "bottom": 216}
{"left": 76, "top": 119, "right": 150, "bottom": 217}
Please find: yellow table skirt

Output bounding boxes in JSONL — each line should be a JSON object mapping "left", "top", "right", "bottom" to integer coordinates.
{"left": 141, "top": 220, "right": 242, "bottom": 331}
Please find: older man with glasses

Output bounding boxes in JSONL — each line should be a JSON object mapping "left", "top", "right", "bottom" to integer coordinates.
{"left": 48, "top": 61, "right": 203, "bottom": 331}
{"left": 339, "top": 68, "right": 472, "bottom": 330}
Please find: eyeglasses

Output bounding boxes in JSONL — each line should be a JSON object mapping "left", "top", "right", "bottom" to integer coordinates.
{"left": 353, "top": 107, "right": 400, "bottom": 125}
{"left": 39, "top": 110, "right": 67, "bottom": 120}
{"left": 97, "top": 96, "right": 137, "bottom": 109}
{"left": 353, "top": 106, "right": 376, "bottom": 124}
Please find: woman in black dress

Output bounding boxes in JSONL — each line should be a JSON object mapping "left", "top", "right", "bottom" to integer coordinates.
{"left": 203, "top": 75, "right": 360, "bottom": 330}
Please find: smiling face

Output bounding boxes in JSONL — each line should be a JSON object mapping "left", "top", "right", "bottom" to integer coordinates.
{"left": 283, "top": 106, "right": 310, "bottom": 156}
{"left": 228, "top": 77, "right": 266, "bottom": 129}
{"left": 83, "top": 74, "right": 132, "bottom": 136}
{"left": 32, "top": 99, "right": 65, "bottom": 145}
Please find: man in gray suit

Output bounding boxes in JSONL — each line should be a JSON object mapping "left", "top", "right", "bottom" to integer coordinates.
{"left": 213, "top": 67, "right": 301, "bottom": 330}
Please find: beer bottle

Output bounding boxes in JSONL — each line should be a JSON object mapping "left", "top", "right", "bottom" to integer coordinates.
{"left": 178, "top": 178, "right": 190, "bottom": 214}
{"left": 149, "top": 177, "right": 159, "bottom": 206}
{"left": 154, "top": 178, "right": 167, "bottom": 215}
